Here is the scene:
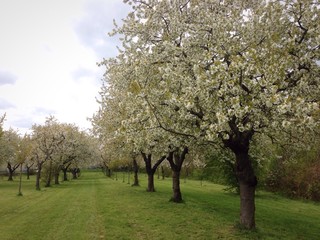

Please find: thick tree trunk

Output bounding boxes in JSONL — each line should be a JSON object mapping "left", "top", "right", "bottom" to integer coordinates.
{"left": 7, "top": 169, "right": 14, "bottom": 181}
{"left": 167, "top": 147, "right": 188, "bottom": 203}
{"left": 223, "top": 124, "right": 256, "bottom": 229}
{"left": 239, "top": 181, "right": 255, "bottom": 228}
{"left": 147, "top": 173, "right": 155, "bottom": 192}
{"left": 172, "top": 170, "right": 182, "bottom": 202}
{"left": 235, "top": 152, "right": 257, "bottom": 229}
{"left": 141, "top": 152, "right": 166, "bottom": 192}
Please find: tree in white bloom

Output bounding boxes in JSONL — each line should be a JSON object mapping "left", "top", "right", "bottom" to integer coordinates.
{"left": 104, "top": 0, "right": 319, "bottom": 229}
{"left": 0, "top": 114, "right": 5, "bottom": 139}
{"left": 31, "top": 116, "right": 65, "bottom": 190}
{"left": 53, "top": 124, "right": 95, "bottom": 182}
{"left": 0, "top": 128, "right": 22, "bottom": 181}
{"left": 96, "top": 46, "right": 192, "bottom": 199}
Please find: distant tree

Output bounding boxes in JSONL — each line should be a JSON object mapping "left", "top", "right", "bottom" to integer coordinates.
{"left": 0, "top": 128, "right": 21, "bottom": 181}
{"left": 52, "top": 124, "right": 95, "bottom": 183}
{"left": 19, "top": 134, "right": 34, "bottom": 180}
{"left": 0, "top": 114, "right": 5, "bottom": 139}
{"left": 31, "top": 116, "right": 65, "bottom": 190}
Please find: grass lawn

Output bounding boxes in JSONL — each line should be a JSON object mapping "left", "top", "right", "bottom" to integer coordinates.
{"left": 0, "top": 171, "right": 319, "bottom": 239}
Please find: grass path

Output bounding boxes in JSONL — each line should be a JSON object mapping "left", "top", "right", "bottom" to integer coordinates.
{"left": 0, "top": 172, "right": 107, "bottom": 240}
{"left": 0, "top": 171, "right": 319, "bottom": 239}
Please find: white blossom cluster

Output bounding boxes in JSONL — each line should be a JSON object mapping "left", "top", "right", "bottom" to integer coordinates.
{"left": 93, "top": 0, "right": 319, "bottom": 156}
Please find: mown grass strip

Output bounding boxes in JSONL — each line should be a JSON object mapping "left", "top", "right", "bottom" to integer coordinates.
{"left": 0, "top": 171, "right": 319, "bottom": 239}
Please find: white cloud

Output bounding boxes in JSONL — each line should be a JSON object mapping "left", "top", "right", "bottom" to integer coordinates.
{"left": 74, "top": 0, "right": 131, "bottom": 59}
{"left": 0, "top": 98, "right": 15, "bottom": 109}
{"left": 0, "top": 0, "right": 131, "bottom": 134}
{"left": 0, "top": 70, "right": 17, "bottom": 85}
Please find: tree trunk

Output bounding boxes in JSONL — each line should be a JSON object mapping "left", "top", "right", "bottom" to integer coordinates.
{"left": 26, "top": 166, "right": 31, "bottom": 180}
{"left": 72, "top": 169, "right": 78, "bottom": 179}
{"left": 132, "top": 158, "right": 139, "bottom": 186}
{"left": 36, "top": 163, "right": 42, "bottom": 191}
{"left": 141, "top": 152, "right": 166, "bottom": 192}
{"left": 235, "top": 152, "right": 257, "bottom": 229}
{"left": 172, "top": 170, "right": 182, "bottom": 202}
{"left": 26, "top": 163, "right": 34, "bottom": 180}
{"left": 167, "top": 147, "right": 188, "bottom": 203}
{"left": 223, "top": 125, "right": 256, "bottom": 229}
{"left": 62, "top": 162, "right": 71, "bottom": 181}
{"left": 7, "top": 162, "right": 19, "bottom": 181}
{"left": 18, "top": 163, "right": 23, "bottom": 196}
{"left": 147, "top": 173, "right": 155, "bottom": 192}
{"left": 62, "top": 168, "right": 68, "bottom": 181}
{"left": 239, "top": 181, "right": 255, "bottom": 228}
{"left": 7, "top": 169, "right": 14, "bottom": 181}
{"left": 54, "top": 171, "right": 60, "bottom": 185}
{"left": 161, "top": 166, "right": 165, "bottom": 180}
{"left": 45, "top": 160, "right": 53, "bottom": 187}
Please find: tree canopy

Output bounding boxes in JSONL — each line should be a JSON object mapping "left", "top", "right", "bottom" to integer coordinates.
{"left": 94, "top": 0, "right": 319, "bottom": 229}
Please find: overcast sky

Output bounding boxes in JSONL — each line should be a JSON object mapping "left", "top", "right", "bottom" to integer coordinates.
{"left": 0, "top": 0, "right": 131, "bottom": 134}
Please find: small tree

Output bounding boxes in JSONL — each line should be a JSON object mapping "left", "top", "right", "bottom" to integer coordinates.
{"left": 0, "top": 128, "right": 21, "bottom": 181}
{"left": 31, "top": 116, "right": 65, "bottom": 190}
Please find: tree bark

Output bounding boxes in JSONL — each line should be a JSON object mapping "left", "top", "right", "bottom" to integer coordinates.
{"left": 172, "top": 170, "right": 182, "bottom": 202}
{"left": 45, "top": 159, "right": 53, "bottom": 187}
{"left": 7, "top": 162, "right": 20, "bottom": 181}
{"left": 18, "top": 163, "right": 23, "bottom": 196}
{"left": 235, "top": 151, "right": 257, "bottom": 229}
{"left": 71, "top": 168, "right": 78, "bottom": 179}
{"left": 132, "top": 157, "right": 139, "bottom": 186}
{"left": 147, "top": 173, "right": 155, "bottom": 192}
{"left": 36, "top": 163, "right": 42, "bottom": 191}
{"left": 7, "top": 168, "right": 14, "bottom": 181}
{"left": 167, "top": 147, "right": 188, "bottom": 203}
{"left": 26, "top": 163, "right": 34, "bottom": 180}
{"left": 54, "top": 166, "right": 60, "bottom": 185}
{"left": 223, "top": 124, "right": 256, "bottom": 229}
{"left": 161, "top": 166, "right": 165, "bottom": 180}
{"left": 141, "top": 153, "right": 166, "bottom": 192}
{"left": 62, "top": 162, "right": 72, "bottom": 181}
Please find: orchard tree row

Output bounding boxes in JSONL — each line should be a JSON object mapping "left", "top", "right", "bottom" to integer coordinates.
{"left": 92, "top": 0, "right": 320, "bottom": 230}
{"left": 0, "top": 115, "right": 100, "bottom": 190}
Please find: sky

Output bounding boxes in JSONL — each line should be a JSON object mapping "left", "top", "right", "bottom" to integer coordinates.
{"left": 0, "top": 0, "right": 131, "bottom": 134}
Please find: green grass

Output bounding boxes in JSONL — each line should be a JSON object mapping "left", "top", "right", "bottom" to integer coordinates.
{"left": 0, "top": 171, "right": 319, "bottom": 240}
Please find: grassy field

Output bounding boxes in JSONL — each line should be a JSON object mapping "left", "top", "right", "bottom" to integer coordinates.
{"left": 0, "top": 171, "right": 319, "bottom": 240}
